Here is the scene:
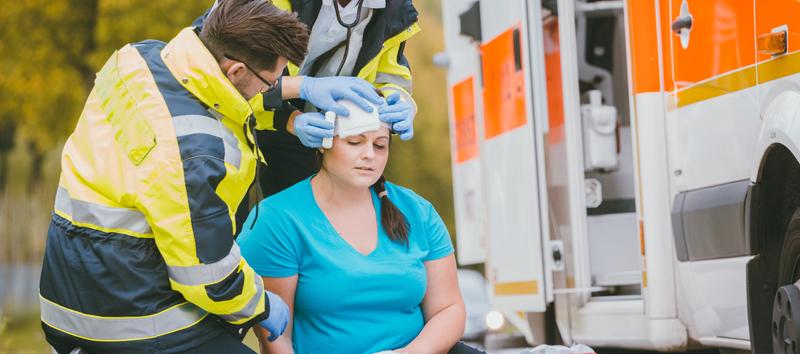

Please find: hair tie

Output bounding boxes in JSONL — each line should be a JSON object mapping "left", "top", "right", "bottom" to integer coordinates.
{"left": 378, "top": 190, "right": 388, "bottom": 198}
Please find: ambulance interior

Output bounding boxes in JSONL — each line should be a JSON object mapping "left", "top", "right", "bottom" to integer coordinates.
{"left": 562, "top": 1, "right": 642, "bottom": 299}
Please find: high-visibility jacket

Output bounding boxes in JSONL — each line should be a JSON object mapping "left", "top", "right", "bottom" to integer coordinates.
{"left": 39, "top": 27, "right": 267, "bottom": 352}
{"left": 250, "top": 0, "right": 421, "bottom": 132}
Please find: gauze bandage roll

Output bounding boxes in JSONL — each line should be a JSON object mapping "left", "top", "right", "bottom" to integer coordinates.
{"left": 322, "top": 98, "right": 389, "bottom": 149}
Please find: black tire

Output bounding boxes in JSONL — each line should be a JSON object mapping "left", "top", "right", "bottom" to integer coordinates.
{"left": 772, "top": 208, "right": 800, "bottom": 354}
{"left": 777, "top": 209, "right": 800, "bottom": 289}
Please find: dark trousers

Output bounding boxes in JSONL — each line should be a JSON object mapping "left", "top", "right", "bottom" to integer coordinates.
{"left": 448, "top": 341, "right": 486, "bottom": 354}
{"left": 256, "top": 129, "right": 319, "bottom": 198}
{"left": 48, "top": 330, "right": 254, "bottom": 354}
{"left": 177, "top": 331, "right": 255, "bottom": 354}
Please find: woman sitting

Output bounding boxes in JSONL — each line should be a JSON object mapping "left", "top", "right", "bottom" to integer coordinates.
{"left": 237, "top": 101, "right": 481, "bottom": 354}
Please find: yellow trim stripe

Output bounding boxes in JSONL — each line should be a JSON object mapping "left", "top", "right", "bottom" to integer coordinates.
{"left": 494, "top": 280, "right": 539, "bottom": 296}
{"left": 675, "top": 66, "right": 757, "bottom": 108}
{"left": 674, "top": 50, "right": 800, "bottom": 109}
{"left": 758, "top": 50, "right": 800, "bottom": 84}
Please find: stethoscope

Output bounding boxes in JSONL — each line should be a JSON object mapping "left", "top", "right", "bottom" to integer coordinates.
{"left": 331, "top": 0, "right": 365, "bottom": 76}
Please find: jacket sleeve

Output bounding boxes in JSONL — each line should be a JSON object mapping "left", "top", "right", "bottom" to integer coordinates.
{"left": 138, "top": 132, "right": 266, "bottom": 327}
{"left": 373, "top": 41, "right": 418, "bottom": 116}
{"left": 249, "top": 89, "right": 298, "bottom": 133}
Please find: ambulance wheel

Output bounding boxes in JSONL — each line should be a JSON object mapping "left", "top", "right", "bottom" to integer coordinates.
{"left": 773, "top": 209, "right": 800, "bottom": 354}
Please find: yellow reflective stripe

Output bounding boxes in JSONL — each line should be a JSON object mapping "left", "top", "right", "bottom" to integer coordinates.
{"left": 167, "top": 244, "right": 242, "bottom": 286}
{"left": 494, "top": 280, "right": 539, "bottom": 296}
{"left": 673, "top": 50, "right": 800, "bottom": 109}
{"left": 357, "top": 22, "right": 420, "bottom": 84}
{"left": 675, "top": 65, "right": 757, "bottom": 109}
{"left": 758, "top": 50, "right": 800, "bottom": 85}
{"left": 40, "top": 297, "right": 207, "bottom": 342}
{"left": 54, "top": 187, "right": 153, "bottom": 238}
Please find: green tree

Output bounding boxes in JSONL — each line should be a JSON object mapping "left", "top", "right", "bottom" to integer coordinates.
{"left": 0, "top": 0, "right": 209, "bottom": 186}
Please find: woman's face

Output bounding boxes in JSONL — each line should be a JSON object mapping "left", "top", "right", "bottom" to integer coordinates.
{"left": 322, "top": 127, "right": 391, "bottom": 189}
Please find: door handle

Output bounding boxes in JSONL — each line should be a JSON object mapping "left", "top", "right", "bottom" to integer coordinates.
{"left": 673, "top": 0, "right": 693, "bottom": 49}
{"left": 671, "top": 16, "right": 692, "bottom": 34}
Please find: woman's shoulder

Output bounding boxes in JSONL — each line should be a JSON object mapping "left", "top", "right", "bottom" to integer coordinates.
{"left": 257, "top": 178, "right": 313, "bottom": 214}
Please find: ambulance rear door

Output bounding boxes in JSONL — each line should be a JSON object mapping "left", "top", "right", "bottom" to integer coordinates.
{"left": 477, "top": 0, "right": 552, "bottom": 312}
{"left": 443, "top": 0, "right": 487, "bottom": 266}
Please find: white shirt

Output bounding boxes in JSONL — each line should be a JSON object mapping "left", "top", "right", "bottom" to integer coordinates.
{"left": 299, "top": 0, "right": 386, "bottom": 77}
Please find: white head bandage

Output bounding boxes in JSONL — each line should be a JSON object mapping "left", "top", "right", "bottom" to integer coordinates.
{"left": 322, "top": 98, "right": 390, "bottom": 148}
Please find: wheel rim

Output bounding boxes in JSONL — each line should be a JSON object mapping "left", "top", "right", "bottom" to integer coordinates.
{"left": 773, "top": 285, "right": 800, "bottom": 354}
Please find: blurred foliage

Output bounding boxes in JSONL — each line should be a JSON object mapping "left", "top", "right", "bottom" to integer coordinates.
{"left": 0, "top": 0, "right": 209, "bottom": 155}
{"left": 0, "top": 312, "right": 51, "bottom": 353}
{"left": 0, "top": 0, "right": 454, "bottom": 253}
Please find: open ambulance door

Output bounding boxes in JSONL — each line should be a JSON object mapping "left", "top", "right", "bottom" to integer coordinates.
{"left": 476, "top": 0, "right": 552, "bottom": 313}
{"left": 443, "top": 0, "right": 487, "bottom": 266}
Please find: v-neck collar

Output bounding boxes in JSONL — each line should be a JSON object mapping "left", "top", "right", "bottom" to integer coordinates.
{"left": 306, "top": 176, "right": 383, "bottom": 257}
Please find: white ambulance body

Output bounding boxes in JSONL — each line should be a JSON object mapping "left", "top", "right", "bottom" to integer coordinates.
{"left": 441, "top": 0, "right": 800, "bottom": 352}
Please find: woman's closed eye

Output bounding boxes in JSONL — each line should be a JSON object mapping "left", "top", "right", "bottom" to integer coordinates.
{"left": 373, "top": 143, "right": 387, "bottom": 150}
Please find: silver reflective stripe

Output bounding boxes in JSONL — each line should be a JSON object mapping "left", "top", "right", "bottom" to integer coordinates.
{"left": 219, "top": 276, "right": 264, "bottom": 323}
{"left": 40, "top": 297, "right": 208, "bottom": 341}
{"left": 376, "top": 72, "right": 412, "bottom": 94}
{"left": 55, "top": 187, "right": 152, "bottom": 235}
{"left": 173, "top": 114, "right": 242, "bottom": 168}
{"left": 167, "top": 244, "right": 242, "bottom": 286}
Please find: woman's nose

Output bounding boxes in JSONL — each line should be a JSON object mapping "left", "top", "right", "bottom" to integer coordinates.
{"left": 362, "top": 145, "right": 375, "bottom": 159}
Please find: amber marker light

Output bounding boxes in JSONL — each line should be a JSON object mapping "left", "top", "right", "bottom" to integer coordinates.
{"left": 758, "top": 31, "right": 787, "bottom": 56}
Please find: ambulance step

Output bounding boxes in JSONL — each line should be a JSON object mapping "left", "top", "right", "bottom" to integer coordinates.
{"left": 593, "top": 270, "right": 641, "bottom": 286}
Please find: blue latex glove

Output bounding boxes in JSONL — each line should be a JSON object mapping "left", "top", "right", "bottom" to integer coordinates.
{"left": 259, "top": 291, "right": 290, "bottom": 342}
{"left": 379, "top": 93, "right": 414, "bottom": 140}
{"left": 293, "top": 112, "right": 334, "bottom": 148}
{"left": 299, "top": 76, "right": 384, "bottom": 117}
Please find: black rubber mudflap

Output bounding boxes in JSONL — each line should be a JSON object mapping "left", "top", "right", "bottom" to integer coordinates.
{"left": 750, "top": 255, "right": 776, "bottom": 354}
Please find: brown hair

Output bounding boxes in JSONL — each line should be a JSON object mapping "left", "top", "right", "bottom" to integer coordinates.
{"left": 372, "top": 175, "right": 410, "bottom": 246}
{"left": 199, "top": 0, "right": 309, "bottom": 71}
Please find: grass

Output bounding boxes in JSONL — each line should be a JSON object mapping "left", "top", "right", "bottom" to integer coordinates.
{"left": 0, "top": 312, "right": 261, "bottom": 354}
{"left": 0, "top": 313, "right": 51, "bottom": 354}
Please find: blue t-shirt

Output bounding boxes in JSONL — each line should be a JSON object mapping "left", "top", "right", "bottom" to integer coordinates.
{"left": 237, "top": 177, "right": 454, "bottom": 354}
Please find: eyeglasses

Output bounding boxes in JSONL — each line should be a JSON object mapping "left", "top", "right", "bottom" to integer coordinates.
{"left": 224, "top": 54, "right": 279, "bottom": 93}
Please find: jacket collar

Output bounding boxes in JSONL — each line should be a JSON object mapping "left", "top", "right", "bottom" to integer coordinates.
{"left": 160, "top": 28, "right": 252, "bottom": 126}
{"left": 289, "top": 0, "right": 418, "bottom": 76}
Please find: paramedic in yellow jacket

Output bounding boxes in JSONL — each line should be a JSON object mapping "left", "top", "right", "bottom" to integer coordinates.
{"left": 38, "top": 1, "right": 383, "bottom": 353}
{"left": 196, "top": 0, "right": 420, "bottom": 197}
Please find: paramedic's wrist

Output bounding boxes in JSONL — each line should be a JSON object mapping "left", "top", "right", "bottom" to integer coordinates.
{"left": 259, "top": 291, "right": 289, "bottom": 342}
{"left": 286, "top": 110, "right": 302, "bottom": 135}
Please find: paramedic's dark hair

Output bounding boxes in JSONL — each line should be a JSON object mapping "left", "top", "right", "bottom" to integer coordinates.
{"left": 199, "top": 0, "right": 309, "bottom": 70}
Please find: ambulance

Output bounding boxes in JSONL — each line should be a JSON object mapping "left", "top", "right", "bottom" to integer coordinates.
{"left": 439, "top": 0, "right": 800, "bottom": 352}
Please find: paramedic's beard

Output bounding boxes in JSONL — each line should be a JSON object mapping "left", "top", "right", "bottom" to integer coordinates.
{"left": 230, "top": 75, "right": 258, "bottom": 101}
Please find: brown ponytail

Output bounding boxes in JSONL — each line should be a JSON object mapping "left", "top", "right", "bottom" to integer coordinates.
{"left": 372, "top": 175, "right": 409, "bottom": 246}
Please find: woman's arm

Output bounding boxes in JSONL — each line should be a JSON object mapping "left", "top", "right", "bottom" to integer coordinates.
{"left": 254, "top": 275, "right": 298, "bottom": 354}
{"left": 398, "top": 254, "right": 466, "bottom": 354}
